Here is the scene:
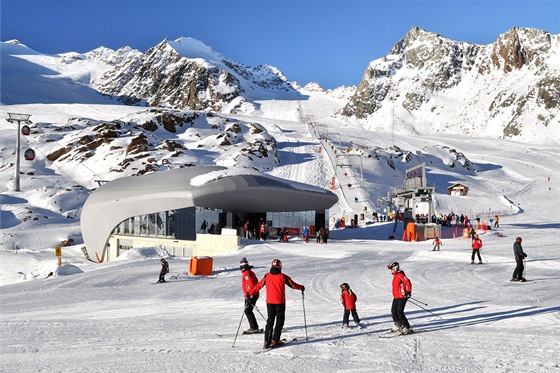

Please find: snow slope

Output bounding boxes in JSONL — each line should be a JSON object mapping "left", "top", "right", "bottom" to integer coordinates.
{"left": 1, "top": 97, "right": 560, "bottom": 372}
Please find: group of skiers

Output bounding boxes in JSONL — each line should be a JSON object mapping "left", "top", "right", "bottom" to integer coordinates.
{"left": 154, "top": 237, "right": 527, "bottom": 347}
{"left": 243, "top": 221, "right": 269, "bottom": 241}
{"left": 237, "top": 256, "right": 414, "bottom": 349}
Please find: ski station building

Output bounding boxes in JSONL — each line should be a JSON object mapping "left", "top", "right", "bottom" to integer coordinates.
{"left": 80, "top": 166, "right": 338, "bottom": 262}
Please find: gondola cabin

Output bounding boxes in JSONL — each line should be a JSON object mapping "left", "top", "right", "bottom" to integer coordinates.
{"left": 24, "top": 148, "right": 35, "bottom": 161}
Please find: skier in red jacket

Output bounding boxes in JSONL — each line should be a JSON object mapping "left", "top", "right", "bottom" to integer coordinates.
{"left": 471, "top": 234, "right": 483, "bottom": 264}
{"left": 250, "top": 259, "right": 305, "bottom": 349}
{"left": 340, "top": 283, "right": 361, "bottom": 327}
{"left": 240, "top": 257, "right": 261, "bottom": 334}
{"left": 388, "top": 261, "right": 413, "bottom": 334}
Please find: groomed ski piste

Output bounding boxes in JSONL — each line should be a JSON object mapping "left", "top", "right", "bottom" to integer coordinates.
{"left": 1, "top": 92, "right": 560, "bottom": 372}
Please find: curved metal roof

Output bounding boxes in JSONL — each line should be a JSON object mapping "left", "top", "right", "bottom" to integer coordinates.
{"left": 80, "top": 166, "right": 338, "bottom": 260}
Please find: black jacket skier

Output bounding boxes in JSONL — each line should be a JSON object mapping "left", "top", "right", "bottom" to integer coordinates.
{"left": 158, "top": 258, "right": 169, "bottom": 283}
{"left": 511, "top": 237, "right": 527, "bottom": 282}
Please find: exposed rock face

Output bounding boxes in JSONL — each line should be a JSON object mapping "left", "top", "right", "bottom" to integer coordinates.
{"left": 42, "top": 109, "right": 280, "bottom": 178}
{"left": 341, "top": 27, "right": 559, "bottom": 141}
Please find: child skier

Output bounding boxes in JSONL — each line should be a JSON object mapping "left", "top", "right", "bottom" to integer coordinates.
{"left": 471, "top": 234, "right": 483, "bottom": 264}
{"left": 340, "top": 283, "right": 360, "bottom": 327}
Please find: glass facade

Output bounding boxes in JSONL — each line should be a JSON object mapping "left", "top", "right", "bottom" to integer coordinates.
{"left": 112, "top": 208, "right": 328, "bottom": 240}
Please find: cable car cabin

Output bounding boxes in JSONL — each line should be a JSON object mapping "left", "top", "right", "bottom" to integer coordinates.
{"left": 24, "top": 148, "right": 35, "bottom": 161}
{"left": 21, "top": 125, "right": 31, "bottom": 135}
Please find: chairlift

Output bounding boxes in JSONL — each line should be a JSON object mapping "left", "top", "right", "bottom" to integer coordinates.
{"left": 21, "top": 125, "right": 31, "bottom": 135}
{"left": 24, "top": 148, "right": 35, "bottom": 161}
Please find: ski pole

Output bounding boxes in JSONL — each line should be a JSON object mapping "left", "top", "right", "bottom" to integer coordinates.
{"left": 408, "top": 299, "right": 442, "bottom": 319}
{"left": 232, "top": 304, "right": 247, "bottom": 348}
{"left": 409, "top": 297, "right": 428, "bottom": 306}
{"left": 252, "top": 302, "right": 267, "bottom": 322}
{"left": 481, "top": 250, "right": 489, "bottom": 263}
{"left": 524, "top": 258, "right": 527, "bottom": 278}
{"left": 301, "top": 291, "right": 309, "bottom": 341}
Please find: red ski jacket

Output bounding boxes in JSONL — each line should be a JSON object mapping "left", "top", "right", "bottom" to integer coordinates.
{"left": 472, "top": 238, "right": 483, "bottom": 250}
{"left": 340, "top": 289, "right": 357, "bottom": 310}
{"left": 392, "top": 270, "right": 412, "bottom": 299}
{"left": 241, "top": 268, "right": 259, "bottom": 296}
{"left": 250, "top": 268, "right": 303, "bottom": 304}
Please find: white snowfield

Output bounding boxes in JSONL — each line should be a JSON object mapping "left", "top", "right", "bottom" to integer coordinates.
{"left": 1, "top": 92, "right": 560, "bottom": 372}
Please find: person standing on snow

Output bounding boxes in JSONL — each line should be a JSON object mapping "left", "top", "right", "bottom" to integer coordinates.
{"left": 432, "top": 236, "right": 442, "bottom": 251}
{"left": 303, "top": 226, "right": 309, "bottom": 243}
{"left": 493, "top": 215, "right": 500, "bottom": 228}
{"left": 157, "top": 258, "right": 169, "bottom": 283}
{"left": 240, "top": 257, "right": 261, "bottom": 334}
{"left": 249, "top": 259, "right": 305, "bottom": 349}
{"left": 471, "top": 234, "right": 483, "bottom": 264}
{"left": 511, "top": 237, "right": 528, "bottom": 282}
{"left": 340, "top": 283, "right": 360, "bottom": 327}
{"left": 387, "top": 261, "right": 413, "bottom": 334}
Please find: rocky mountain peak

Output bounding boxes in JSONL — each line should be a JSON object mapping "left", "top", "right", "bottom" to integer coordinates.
{"left": 340, "top": 26, "right": 559, "bottom": 143}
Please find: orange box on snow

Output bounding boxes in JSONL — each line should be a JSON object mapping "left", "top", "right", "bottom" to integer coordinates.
{"left": 189, "top": 256, "right": 213, "bottom": 276}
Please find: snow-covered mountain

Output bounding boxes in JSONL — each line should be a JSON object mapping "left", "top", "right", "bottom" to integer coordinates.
{"left": 340, "top": 26, "right": 560, "bottom": 143}
{"left": 92, "top": 37, "right": 304, "bottom": 114}
{"left": 2, "top": 27, "right": 559, "bottom": 143}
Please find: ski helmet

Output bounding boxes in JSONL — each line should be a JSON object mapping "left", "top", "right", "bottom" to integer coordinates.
{"left": 271, "top": 259, "right": 282, "bottom": 270}
{"left": 388, "top": 261, "right": 400, "bottom": 271}
{"left": 340, "top": 283, "right": 349, "bottom": 290}
{"left": 516, "top": 237, "right": 522, "bottom": 243}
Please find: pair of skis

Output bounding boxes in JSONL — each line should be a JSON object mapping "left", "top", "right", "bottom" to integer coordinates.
{"left": 255, "top": 338, "right": 298, "bottom": 354}
{"left": 378, "top": 329, "right": 416, "bottom": 338}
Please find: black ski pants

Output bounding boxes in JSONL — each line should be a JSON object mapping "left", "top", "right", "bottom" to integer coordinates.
{"left": 342, "top": 309, "right": 360, "bottom": 325}
{"left": 471, "top": 249, "right": 482, "bottom": 262}
{"left": 265, "top": 303, "right": 286, "bottom": 343}
{"left": 244, "top": 294, "right": 260, "bottom": 330}
{"left": 512, "top": 258, "right": 525, "bottom": 280}
{"left": 391, "top": 298, "right": 410, "bottom": 329}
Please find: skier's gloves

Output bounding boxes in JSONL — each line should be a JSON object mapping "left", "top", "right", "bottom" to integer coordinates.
{"left": 523, "top": 253, "right": 528, "bottom": 258}
{"left": 301, "top": 286, "right": 305, "bottom": 292}
{"left": 405, "top": 292, "right": 411, "bottom": 299}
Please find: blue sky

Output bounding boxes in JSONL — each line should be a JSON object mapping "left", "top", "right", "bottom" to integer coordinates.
{"left": 2, "top": 0, "right": 559, "bottom": 89}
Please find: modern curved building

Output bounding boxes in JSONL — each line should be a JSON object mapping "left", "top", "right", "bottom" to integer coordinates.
{"left": 80, "top": 166, "right": 338, "bottom": 261}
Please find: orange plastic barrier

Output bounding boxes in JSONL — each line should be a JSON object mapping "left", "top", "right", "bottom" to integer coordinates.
{"left": 189, "top": 256, "right": 213, "bottom": 276}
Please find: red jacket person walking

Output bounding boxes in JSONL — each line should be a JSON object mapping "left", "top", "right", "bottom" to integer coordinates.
{"left": 250, "top": 259, "right": 305, "bottom": 349}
